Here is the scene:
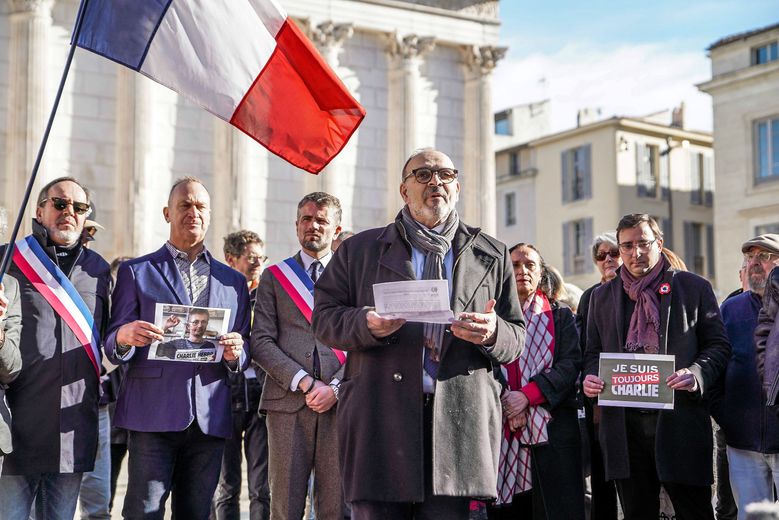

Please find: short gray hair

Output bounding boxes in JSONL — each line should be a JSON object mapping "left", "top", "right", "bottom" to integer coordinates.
{"left": 168, "top": 176, "right": 207, "bottom": 205}
{"left": 591, "top": 232, "right": 618, "bottom": 262}
{"left": 297, "top": 192, "right": 342, "bottom": 226}
{"left": 36, "top": 176, "right": 91, "bottom": 206}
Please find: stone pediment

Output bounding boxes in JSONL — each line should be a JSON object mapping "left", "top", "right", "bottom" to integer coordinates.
{"left": 391, "top": 0, "right": 499, "bottom": 19}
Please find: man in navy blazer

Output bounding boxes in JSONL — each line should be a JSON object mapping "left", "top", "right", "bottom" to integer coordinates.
{"left": 105, "top": 177, "right": 250, "bottom": 520}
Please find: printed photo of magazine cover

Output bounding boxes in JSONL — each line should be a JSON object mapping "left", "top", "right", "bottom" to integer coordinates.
{"left": 148, "top": 303, "right": 232, "bottom": 363}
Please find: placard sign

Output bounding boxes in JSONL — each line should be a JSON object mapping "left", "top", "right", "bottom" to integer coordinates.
{"left": 598, "top": 353, "right": 676, "bottom": 410}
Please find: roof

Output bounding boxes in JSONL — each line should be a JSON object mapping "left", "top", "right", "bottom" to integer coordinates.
{"left": 708, "top": 22, "right": 779, "bottom": 51}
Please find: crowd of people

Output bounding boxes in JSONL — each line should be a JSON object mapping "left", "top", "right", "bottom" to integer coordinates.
{"left": 1, "top": 147, "right": 779, "bottom": 520}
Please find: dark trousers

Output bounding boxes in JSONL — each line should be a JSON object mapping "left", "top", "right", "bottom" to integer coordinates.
{"left": 212, "top": 408, "right": 270, "bottom": 520}
{"left": 587, "top": 404, "right": 618, "bottom": 520}
{"left": 616, "top": 411, "right": 714, "bottom": 520}
{"left": 122, "top": 423, "right": 225, "bottom": 520}
{"left": 350, "top": 396, "right": 470, "bottom": 520}
{"left": 713, "top": 425, "right": 737, "bottom": 520}
{"left": 110, "top": 442, "right": 128, "bottom": 511}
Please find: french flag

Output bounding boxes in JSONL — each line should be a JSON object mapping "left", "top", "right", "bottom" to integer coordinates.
{"left": 75, "top": 0, "right": 366, "bottom": 174}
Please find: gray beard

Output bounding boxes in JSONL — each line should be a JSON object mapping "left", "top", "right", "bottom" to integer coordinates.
{"left": 49, "top": 228, "right": 80, "bottom": 246}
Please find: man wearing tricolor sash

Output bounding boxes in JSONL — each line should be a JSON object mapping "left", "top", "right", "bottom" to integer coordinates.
{"left": 105, "top": 178, "right": 250, "bottom": 520}
{"left": 0, "top": 177, "right": 112, "bottom": 520}
{"left": 252, "top": 192, "right": 346, "bottom": 520}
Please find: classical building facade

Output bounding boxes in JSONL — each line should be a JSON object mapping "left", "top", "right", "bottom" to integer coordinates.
{"left": 496, "top": 110, "right": 716, "bottom": 291}
{"left": 698, "top": 22, "right": 779, "bottom": 293}
{"left": 0, "top": 0, "right": 504, "bottom": 261}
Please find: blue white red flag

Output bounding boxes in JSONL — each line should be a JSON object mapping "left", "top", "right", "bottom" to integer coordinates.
{"left": 74, "top": 0, "right": 365, "bottom": 174}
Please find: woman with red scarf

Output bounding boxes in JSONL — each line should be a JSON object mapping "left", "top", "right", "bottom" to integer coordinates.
{"left": 487, "top": 243, "right": 585, "bottom": 520}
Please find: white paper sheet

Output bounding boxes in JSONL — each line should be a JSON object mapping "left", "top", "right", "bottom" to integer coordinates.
{"left": 373, "top": 280, "right": 453, "bottom": 324}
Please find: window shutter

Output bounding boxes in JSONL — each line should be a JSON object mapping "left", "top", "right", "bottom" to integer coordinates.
{"left": 660, "top": 152, "right": 669, "bottom": 201}
{"left": 562, "top": 222, "right": 572, "bottom": 276}
{"left": 683, "top": 222, "right": 695, "bottom": 269}
{"left": 636, "top": 143, "right": 647, "bottom": 197}
{"left": 706, "top": 224, "right": 715, "bottom": 278}
{"left": 584, "top": 217, "right": 594, "bottom": 273}
{"left": 690, "top": 152, "right": 701, "bottom": 205}
{"left": 703, "top": 155, "right": 714, "bottom": 207}
{"left": 583, "top": 144, "right": 592, "bottom": 199}
{"left": 561, "top": 150, "right": 570, "bottom": 203}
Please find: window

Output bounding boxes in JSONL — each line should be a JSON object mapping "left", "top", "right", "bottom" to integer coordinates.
{"left": 509, "top": 152, "right": 520, "bottom": 176}
{"left": 755, "top": 117, "right": 779, "bottom": 181}
{"left": 561, "top": 144, "right": 592, "bottom": 203}
{"left": 505, "top": 192, "right": 517, "bottom": 227}
{"left": 753, "top": 41, "right": 779, "bottom": 65}
{"left": 690, "top": 152, "right": 714, "bottom": 206}
{"left": 636, "top": 143, "right": 663, "bottom": 198}
{"left": 562, "top": 218, "right": 594, "bottom": 276}
{"left": 683, "top": 222, "right": 715, "bottom": 278}
{"left": 495, "top": 111, "right": 511, "bottom": 136}
{"left": 756, "top": 223, "right": 779, "bottom": 235}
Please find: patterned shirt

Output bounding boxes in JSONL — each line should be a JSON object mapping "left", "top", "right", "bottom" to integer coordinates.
{"left": 164, "top": 241, "right": 211, "bottom": 307}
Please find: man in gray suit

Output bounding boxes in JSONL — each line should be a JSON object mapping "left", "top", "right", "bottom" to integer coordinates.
{"left": 312, "top": 148, "right": 525, "bottom": 520}
{"left": 0, "top": 276, "right": 22, "bottom": 468}
{"left": 252, "top": 192, "right": 345, "bottom": 520}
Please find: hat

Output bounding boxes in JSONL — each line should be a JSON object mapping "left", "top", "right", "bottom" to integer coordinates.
{"left": 741, "top": 234, "right": 779, "bottom": 255}
{"left": 83, "top": 219, "right": 105, "bottom": 241}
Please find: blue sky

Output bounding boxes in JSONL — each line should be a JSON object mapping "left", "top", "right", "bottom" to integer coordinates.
{"left": 493, "top": 1, "right": 778, "bottom": 132}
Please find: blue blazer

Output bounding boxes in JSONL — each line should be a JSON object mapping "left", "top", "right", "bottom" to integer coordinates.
{"left": 105, "top": 245, "right": 250, "bottom": 438}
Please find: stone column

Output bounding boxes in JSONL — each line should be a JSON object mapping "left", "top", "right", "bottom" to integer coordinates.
{"left": 310, "top": 21, "right": 356, "bottom": 226}
{"left": 3, "top": 0, "right": 53, "bottom": 230}
{"left": 385, "top": 33, "right": 435, "bottom": 221}
{"left": 463, "top": 45, "right": 505, "bottom": 235}
{"left": 115, "top": 70, "right": 158, "bottom": 256}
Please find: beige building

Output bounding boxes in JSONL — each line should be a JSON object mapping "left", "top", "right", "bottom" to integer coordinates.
{"left": 496, "top": 111, "right": 715, "bottom": 290}
{"left": 0, "top": 0, "right": 504, "bottom": 261}
{"left": 698, "top": 22, "right": 779, "bottom": 293}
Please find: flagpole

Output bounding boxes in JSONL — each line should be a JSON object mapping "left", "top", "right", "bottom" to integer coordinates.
{"left": 0, "top": 0, "right": 89, "bottom": 283}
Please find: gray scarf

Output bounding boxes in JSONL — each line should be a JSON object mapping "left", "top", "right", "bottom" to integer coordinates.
{"left": 397, "top": 206, "right": 459, "bottom": 366}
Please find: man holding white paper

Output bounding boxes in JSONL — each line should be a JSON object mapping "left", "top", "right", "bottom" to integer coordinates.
{"left": 312, "top": 148, "right": 525, "bottom": 520}
{"left": 582, "top": 214, "right": 730, "bottom": 520}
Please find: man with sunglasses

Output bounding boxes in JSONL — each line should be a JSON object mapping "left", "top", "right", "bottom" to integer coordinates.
{"left": 212, "top": 230, "right": 270, "bottom": 520}
{"left": 312, "top": 148, "right": 525, "bottom": 519}
{"left": 583, "top": 213, "right": 730, "bottom": 520}
{"left": 708, "top": 234, "right": 779, "bottom": 519}
{"left": 0, "top": 177, "right": 112, "bottom": 520}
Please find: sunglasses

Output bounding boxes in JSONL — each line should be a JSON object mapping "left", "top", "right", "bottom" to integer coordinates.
{"left": 40, "top": 197, "right": 92, "bottom": 216}
{"left": 594, "top": 250, "right": 620, "bottom": 262}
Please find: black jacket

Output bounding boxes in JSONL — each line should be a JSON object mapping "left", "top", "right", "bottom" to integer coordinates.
{"left": 584, "top": 265, "right": 730, "bottom": 485}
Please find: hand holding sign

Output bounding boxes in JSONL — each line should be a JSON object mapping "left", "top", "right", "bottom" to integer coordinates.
{"left": 666, "top": 367, "right": 699, "bottom": 392}
{"left": 583, "top": 374, "right": 605, "bottom": 398}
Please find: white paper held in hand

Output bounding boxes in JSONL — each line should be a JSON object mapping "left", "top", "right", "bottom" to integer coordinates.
{"left": 372, "top": 280, "right": 454, "bottom": 324}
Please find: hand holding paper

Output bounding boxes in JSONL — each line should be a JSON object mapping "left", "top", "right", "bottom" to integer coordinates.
{"left": 373, "top": 280, "right": 453, "bottom": 324}
{"left": 366, "top": 310, "right": 406, "bottom": 338}
{"left": 451, "top": 299, "right": 498, "bottom": 346}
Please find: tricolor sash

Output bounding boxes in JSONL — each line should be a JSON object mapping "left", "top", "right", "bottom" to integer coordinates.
{"left": 12, "top": 236, "right": 101, "bottom": 378}
{"left": 267, "top": 257, "right": 347, "bottom": 365}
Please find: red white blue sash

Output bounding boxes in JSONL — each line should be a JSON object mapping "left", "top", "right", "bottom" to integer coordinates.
{"left": 267, "top": 257, "right": 346, "bottom": 365}
{"left": 12, "top": 236, "right": 101, "bottom": 377}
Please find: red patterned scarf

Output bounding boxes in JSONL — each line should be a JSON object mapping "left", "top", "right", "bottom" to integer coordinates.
{"left": 496, "top": 290, "right": 555, "bottom": 504}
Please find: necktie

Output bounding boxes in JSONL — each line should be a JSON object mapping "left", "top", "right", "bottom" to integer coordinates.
{"left": 310, "top": 260, "right": 322, "bottom": 377}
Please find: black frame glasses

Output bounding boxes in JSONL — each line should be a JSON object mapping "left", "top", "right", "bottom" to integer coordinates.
{"left": 403, "top": 167, "right": 458, "bottom": 184}
{"left": 40, "top": 197, "right": 92, "bottom": 216}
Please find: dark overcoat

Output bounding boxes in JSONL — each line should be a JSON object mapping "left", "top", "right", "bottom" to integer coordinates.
{"left": 2, "top": 223, "right": 111, "bottom": 474}
{"left": 312, "top": 219, "right": 525, "bottom": 502}
{"left": 584, "top": 265, "right": 730, "bottom": 486}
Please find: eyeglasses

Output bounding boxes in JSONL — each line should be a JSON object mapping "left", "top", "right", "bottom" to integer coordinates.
{"left": 402, "top": 167, "right": 458, "bottom": 184}
{"left": 618, "top": 239, "right": 657, "bottom": 254}
{"left": 594, "top": 249, "right": 620, "bottom": 262}
{"left": 40, "top": 197, "right": 92, "bottom": 216}
{"left": 744, "top": 251, "right": 779, "bottom": 263}
{"left": 243, "top": 254, "right": 268, "bottom": 265}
